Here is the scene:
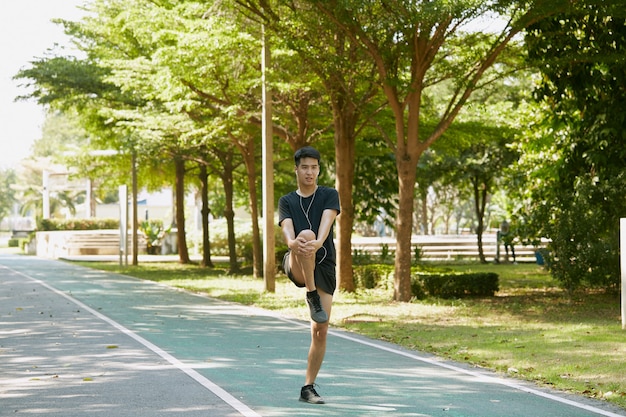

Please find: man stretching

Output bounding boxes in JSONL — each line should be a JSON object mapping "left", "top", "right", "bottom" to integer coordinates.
{"left": 278, "top": 146, "right": 340, "bottom": 404}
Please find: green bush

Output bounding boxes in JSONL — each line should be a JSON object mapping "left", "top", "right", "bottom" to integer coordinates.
{"left": 38, "top": 218, "right": 119, "bottom": 231}
{"left": 8, "top": 238, "right": 20, "bottom": 248}
{"left": 410, "top": 276, "right": 427, "bottom": 300}
{"left": 352, "top": 248, "right": 374, "bottom": 265}
{"left": 413, "top": 245, "right": 423, "bottom": 265}
{"left": 412, "top": 272, "right": 499, "bottom": 298}
{"left": 354, "top": 264, "right": 393, "bottom": 290}
{"left": 354, "top": 265, "right": 381, "bottom": 289}
{"left": 207, "top": 218, "right": 284, "bottom": 266}
{"left": 379, "top": 244, "right": 393, "bottom": 264}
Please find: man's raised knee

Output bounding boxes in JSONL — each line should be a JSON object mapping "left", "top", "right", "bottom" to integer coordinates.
{"left": 298, "top": 229, "right": 316, "bottom": 241}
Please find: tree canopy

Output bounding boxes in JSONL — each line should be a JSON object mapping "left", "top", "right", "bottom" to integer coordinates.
{"left": 11, "top": 0, "right": 626, "bottom": 296}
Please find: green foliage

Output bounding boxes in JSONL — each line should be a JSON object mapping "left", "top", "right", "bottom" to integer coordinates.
{"left": 413, "top": 272, "right": 499, "bottom": 299}
{"left": 207, "top": 218, "right": 265, "bottom": 264}
{"left": 379, "top": 244, "right": 393, "bottom": 264}
{"left": 410, "top": 276, "right": 427, "bottom": 300}
{"left": 353, "top": 135, "right": 398, "bottom": 228}
{"left": 275, "top": 244, "right": 289, "bottom": 271}
{"left": 521, "top": 1, "right": 626, "bottom": 291}
{"left": 413, "top": 245, "right": 423, "bottom": 265}
{"left": 535, "top": 176, "right": 621, "bottom": 292}
{"left": 352, "top": 248, "right": 374, "bottom": 265}
{"left": 8, "top": 239, "right": 20, "bottom": 248}
{"left": 37, "top": 218, "right": 119, "bottom": 231}
{"left": 0, "top": 168, "right": 17, "bottom": 225}
{"left": 139, "top": 219, "right": 166, "bottom": 248}
{"left": 353, "top": 265, "right": 379, "bottom": 289}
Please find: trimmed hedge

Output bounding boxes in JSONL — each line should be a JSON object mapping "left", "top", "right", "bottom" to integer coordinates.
{"left": 38, "top": 218, "right": 119, "bottom": 231}
{"left": 412, "top": 272, "right": 499, "bottom": 299}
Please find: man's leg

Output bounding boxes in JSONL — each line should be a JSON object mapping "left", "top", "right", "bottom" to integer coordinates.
{"left": 305, "top": 289, "right": 332, "bottom": 383}
{"left": 288, "top": 230, "right": 328, "bottom": 323}
{"left": 288, "top": 229, "right": 317, "bottom": 290}
{"left": 300, "top": 289, "right": 332, "bottom": 404}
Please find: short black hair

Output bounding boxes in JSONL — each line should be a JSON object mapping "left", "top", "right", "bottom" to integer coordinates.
{"left": 294, "top": 146, "right": 321, "bottom": 166}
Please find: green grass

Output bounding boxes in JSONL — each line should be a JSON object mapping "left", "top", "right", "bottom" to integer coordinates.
{"left": 70, "top": 260, "right": 626, "bottom": 410}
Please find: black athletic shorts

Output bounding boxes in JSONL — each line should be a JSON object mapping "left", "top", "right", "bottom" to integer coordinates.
{"left": 282, "top": 250, "right": 337, "bottom": 295}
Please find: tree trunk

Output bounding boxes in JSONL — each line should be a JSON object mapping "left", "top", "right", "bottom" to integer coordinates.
{"left": 394, "top": 156, "right": 418, "bottom": 301}
{"left": 334, "top": 126, "right": 356, "bottom": 293}
{"left": 199, "top": 164, "right": 213, "bottom": 268}
{"left": 473, "top": 178, "right": 489, "bottom": 264}
{"left": 221, "top": 155, "right": 239, "bottom": 274}
{"left": 240, "top": 138, "right": 263, "bottom": 278}
{"left": 175, "top": 157, "right": 191, "bottom": 264}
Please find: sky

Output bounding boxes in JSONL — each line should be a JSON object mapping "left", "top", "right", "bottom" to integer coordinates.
{"left": 0, "top": 0, "right": 86, "bottom": 169}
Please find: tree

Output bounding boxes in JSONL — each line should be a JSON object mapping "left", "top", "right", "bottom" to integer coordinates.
{"left": 14, "top": 17, "right": 152, "bottom": 264}
{"left": 353, "top": 134, "right": 398, "bottom": 233}
{"left": 0, "top": 168, "right": 17, "bottom": 227}
{"left": 452, "top": 124, "right": 519, "bottom": 262}
{"left": 310, "top": 0, "right": 570, "bottom": 300}
{"left": 234, "top": 0, "right": 384, "bottom": 292}
{"left": 521, "top": 0, "right": 626, "bottom": 291}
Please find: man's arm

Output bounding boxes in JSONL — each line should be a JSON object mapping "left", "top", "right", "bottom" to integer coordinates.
{"left": 281, "top": 218, "right": 296, "bottom": 248}
{"left": 306, "top": 208, "right": 338, "bottom": 252}
{"left": 282, "top": 218, "right": 317, "bottom": 258}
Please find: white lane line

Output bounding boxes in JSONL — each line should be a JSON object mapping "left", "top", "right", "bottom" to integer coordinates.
{"left": 278, "top": 316, "right": 626, "bottom": 417}
{"left": 8, "top": 266, "right": 261, "bottom": 417}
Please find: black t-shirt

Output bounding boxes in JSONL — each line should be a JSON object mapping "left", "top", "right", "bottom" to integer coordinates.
{"left": 278, "top": 186, "right": 340, "bottom": 265}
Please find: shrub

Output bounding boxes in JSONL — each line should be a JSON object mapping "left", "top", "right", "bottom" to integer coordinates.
{"left": 38, "top": 218, "right": 119, "bottom": 231}
{"left": 8, "top": 238, "right": 20, "bottom": 248}
{"left": 379, "top": 244, "right": 394, "bottom": 264}
{"left": 139, "top": 220, "right": 166, "bottom": 253}
{"left": 412, "top": 272, "right": 499, "bottom": 299}
{"left": 354, "top": 265, "right": 382, "bottom": 289}
{"left": 354, "top": 264, "right": 394, "bottom": 290}
{"left": 413, "top": 245, "right": 423, "bottom": 265}
{"left": 353, "top": 248, "right": 374, "bottom": 265}
{"left": 410, "top": 276, "right": 427, "bottom": 300}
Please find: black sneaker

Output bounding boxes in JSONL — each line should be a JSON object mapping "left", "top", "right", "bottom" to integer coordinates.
{"left": 306, "top": 292, "right": 328, "bottom": 323}
{"left": 300, "top": 384, "right": 325, "bottom": 404}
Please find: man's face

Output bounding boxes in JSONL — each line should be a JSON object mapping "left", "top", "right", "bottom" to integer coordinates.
{"left": 295, "top": 157, "right": 320, "bottom": 186}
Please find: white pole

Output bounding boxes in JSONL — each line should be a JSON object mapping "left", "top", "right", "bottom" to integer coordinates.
{"left": 621, "top": 218, "right": 626, "bottom": 330}
{"left": 85, "top": 179, "right": 92, "bottom": 218}
{"left": 119, "top": 185, "right": 128, "bottom": 267}
{"left": 262, "top": 25, "right": 275, "bottom": 292}
{"left": 42, "top": 170, "right": 50, "bottom": 219}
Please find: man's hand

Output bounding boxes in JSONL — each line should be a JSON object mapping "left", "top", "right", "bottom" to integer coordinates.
{"left": 292, "top": 236, "right": 318, "bottom": 257}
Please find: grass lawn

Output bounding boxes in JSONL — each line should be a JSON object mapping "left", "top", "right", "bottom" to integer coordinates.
{"left": 67, "top": 259, "right": 626, "bottom": 410}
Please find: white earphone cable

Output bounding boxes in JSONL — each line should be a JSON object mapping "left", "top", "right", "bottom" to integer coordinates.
{"left": 299, "top": 188, "right": 327, "bottom": 264}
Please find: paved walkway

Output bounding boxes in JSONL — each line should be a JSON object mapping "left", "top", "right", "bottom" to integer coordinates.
{"left": 1, "top": 254, "right": 624, "bottom": 417}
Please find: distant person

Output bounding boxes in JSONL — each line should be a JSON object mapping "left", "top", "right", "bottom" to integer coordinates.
{"left": 278, "top": 146, "right": 340, "bottom": 404}
{"left": 496, "top": 220, "right": 516, "bottom": 263}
